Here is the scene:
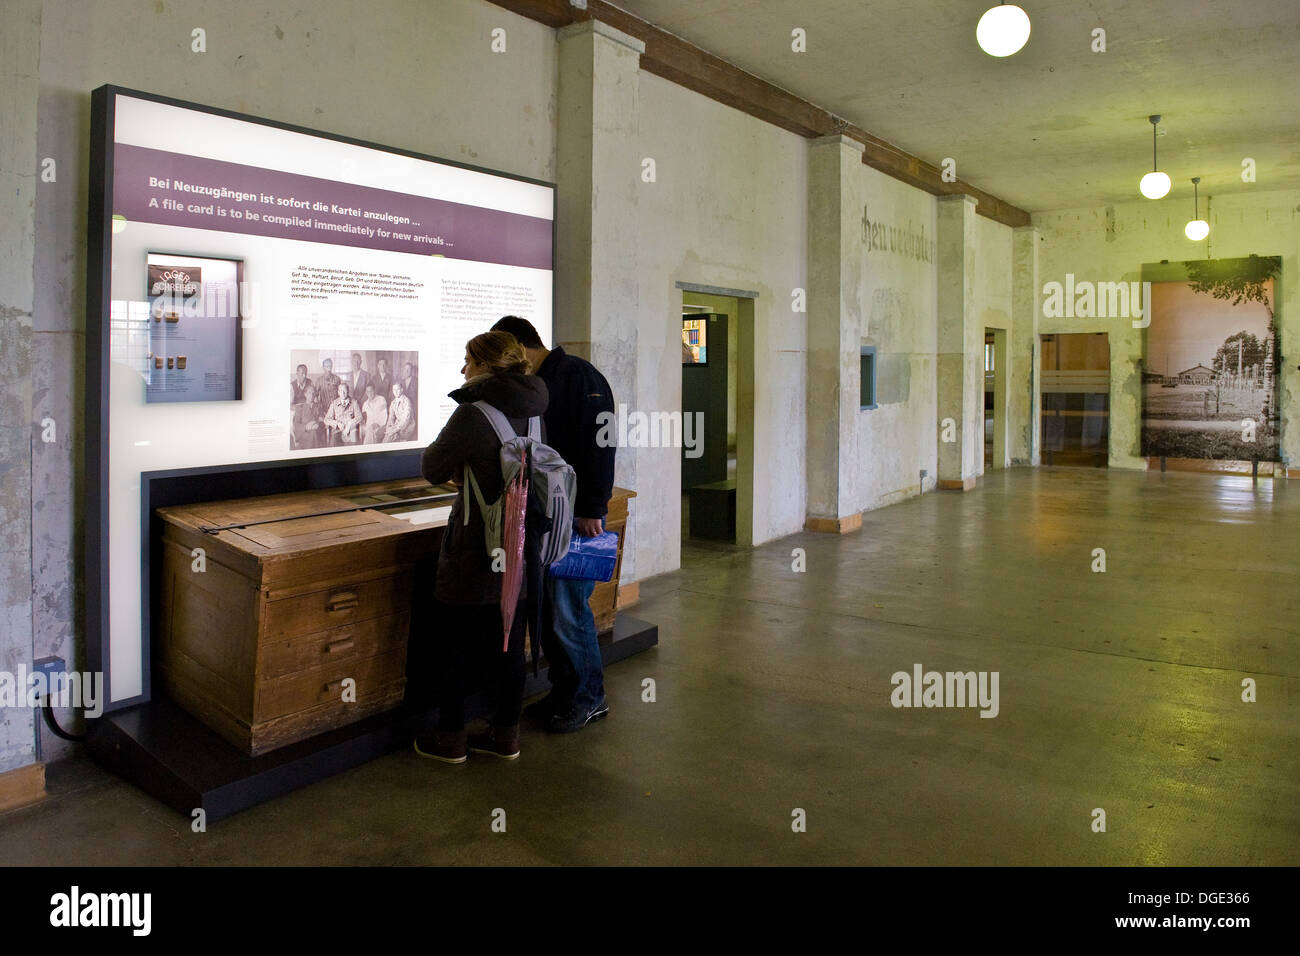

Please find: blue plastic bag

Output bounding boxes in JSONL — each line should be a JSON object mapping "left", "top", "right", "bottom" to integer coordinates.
{"left": 547, "top": 529, "right": 619, "bottom": 581}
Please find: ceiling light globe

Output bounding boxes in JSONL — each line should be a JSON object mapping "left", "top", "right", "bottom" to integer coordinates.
{"left": 1185, "top": 219, "right": 1210, "bottom": 241}
{"left": 977, "top": 5, "right": 1031, "bottom": 57}
{"left": 1140, "top": 171, "right": 1171, "bottom": 199}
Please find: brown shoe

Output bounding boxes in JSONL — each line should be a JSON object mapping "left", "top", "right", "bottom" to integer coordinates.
{"left": 414, "top": 729, "right": 467, "bottom": 763}
{"left": 468, "top": 724, "right": 520, "bottom": 760}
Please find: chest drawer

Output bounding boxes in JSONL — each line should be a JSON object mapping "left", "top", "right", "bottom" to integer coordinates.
{"left": 257, "top": 611, "right": 410, "bottom": 681}
{"left": 253, "top": 648, "right": 407, "bottom": 721}
{"left": 261, "top": 570, "right": 413, "bottom": 641}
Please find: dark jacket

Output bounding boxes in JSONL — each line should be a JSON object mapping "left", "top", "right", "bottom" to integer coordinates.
{"left": 535, "top": 346, "right": 616, "bottom": 519}
{"left": 421, "top": 371, "right": 549, "bottom": 604}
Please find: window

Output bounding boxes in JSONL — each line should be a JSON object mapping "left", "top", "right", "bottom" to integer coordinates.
{"left": 860, "top": 346, "right": 877, "bottom": 410}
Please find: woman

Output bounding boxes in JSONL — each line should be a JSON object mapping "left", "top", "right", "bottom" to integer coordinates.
{"left": 361, "top": 382, "right": 388, "bottom": 444}
{"left": 291, "top": 383, "right": 326, "bottom": 449}
{"left": 323, "top": 381, "right": 362, "bottom": 445}
{"left": 384, "top": 380, "right": 412, "bottom": 442}
{"left": 415, "top": 331, "right": 547, "bottom": 763}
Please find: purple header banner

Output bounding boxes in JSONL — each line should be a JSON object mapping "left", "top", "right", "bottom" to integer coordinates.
{"left": 113, "top": 143, "right": 552, "bottom": 270}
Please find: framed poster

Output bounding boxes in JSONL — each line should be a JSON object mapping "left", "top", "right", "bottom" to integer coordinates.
{"left": 144, "top": 253, "right": 243, "bottom": 402}
{"left": 1141, "top": 255, "right": 1281, "bottom": 461}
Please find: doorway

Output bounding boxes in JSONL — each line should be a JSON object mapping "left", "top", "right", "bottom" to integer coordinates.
{"left": 984, "top": 328, "right": 1008, "bottom": 469}
{"left": 1040, "top": 332, "right": 1110, "bottom": 467}
{"left": 681, "top": 292, "right": 739, "bottom": 542}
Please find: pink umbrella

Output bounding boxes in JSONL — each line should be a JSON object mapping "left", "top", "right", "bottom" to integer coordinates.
{"left": 499, "top": 456, "right": 529, "bottom": 651}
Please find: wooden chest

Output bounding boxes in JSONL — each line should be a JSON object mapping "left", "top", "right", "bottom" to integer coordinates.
{"left": 156, "top": 480, "right": 637, "bottom": 755}
{"left": 591, "top": 488, "right": 635, "bottom": 633}
{"left": 155, "top": 478, "right": 451, "bottom": 756}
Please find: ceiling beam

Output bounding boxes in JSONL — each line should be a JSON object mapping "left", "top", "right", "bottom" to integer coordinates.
{"left": 489, "top": 0, "right": 1031, "bottom": 228}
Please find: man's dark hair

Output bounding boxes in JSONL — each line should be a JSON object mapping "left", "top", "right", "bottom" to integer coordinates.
{"left": 491, "top": 315, "right": 545, "bottom": 349}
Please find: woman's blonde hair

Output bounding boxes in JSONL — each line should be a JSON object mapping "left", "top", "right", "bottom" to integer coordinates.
{"left": 466, "top": 330, "right": 530, "bottom": 376}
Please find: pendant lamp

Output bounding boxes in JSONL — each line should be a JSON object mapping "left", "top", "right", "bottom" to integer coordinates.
{"left": 1185, "top": 177, "right": 1209, "bottom": 240}
{"left": 1139, "top": 115, "right": 1171, "bottom": 199}
{"left": 977, "top": 4, "right": 1031, "bottom": 57}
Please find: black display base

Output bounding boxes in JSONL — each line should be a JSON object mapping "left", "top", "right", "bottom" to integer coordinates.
{"left": 85, "top": 616, "right": 658, "bottom": 823}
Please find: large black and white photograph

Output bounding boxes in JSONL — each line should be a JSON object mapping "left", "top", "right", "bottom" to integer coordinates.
{"left": 289, "top": 348, "right": 419, "bottom": 449}
{"left": 1141, "top": 255, "right": 1281, "bottom": 461}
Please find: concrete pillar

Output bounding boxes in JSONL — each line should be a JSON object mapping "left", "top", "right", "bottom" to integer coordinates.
{"left": 804, "top": 134, "right": 864, "bottom": 532}
{"left": 1011, "top": 225, "right": 1041, "bottom": 464}
{"left": 0, "top": 0, "right": 41, "bottom": 773}
{"left": 936, "top": 194, "right": 980, "bottom": 488}
{"left": 555, "top": 19, "right": 644, "bottom": 570}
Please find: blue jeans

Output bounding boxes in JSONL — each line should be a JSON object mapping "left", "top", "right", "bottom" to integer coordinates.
{"left": 543, "top": 576, "right": 605, "bottom": 711}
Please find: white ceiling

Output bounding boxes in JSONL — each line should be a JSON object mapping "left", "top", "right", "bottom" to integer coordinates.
{"left": 616, "top": 0, "right": 1300, "bottom": 213}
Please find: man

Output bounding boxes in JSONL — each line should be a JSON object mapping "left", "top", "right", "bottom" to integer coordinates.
{"left": 491, "top": 315, "right": 615, "bottom": 733}
{"left": 323, "top": 381, "right": 362, "bottom": 445}
{"left": 351, "top": 352, "right": 372, "bottom": 402}
{"left": 292, "top": 383, "right": 326, "bottom": 449}
{"left": 373, "top": 358, "right": 394, "bottom": 402}
{"left": 290, "top": 364, "right": 312, "bottom": 405}
{"left": 399, "top": 361, "right": 418, "bottom": 408}
{"left": 317, "top": 358, "right": 341, "bottom": 399}
{"left": 384, "top": 380, "right": 413, "bottom": 442}
{"left": 361, "top": 382, "right": 388, "bottom": 445}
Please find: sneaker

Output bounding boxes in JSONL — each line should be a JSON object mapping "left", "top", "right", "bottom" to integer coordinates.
{"left": 547, "top": 699, "right": 609, "bottom": 734}
{"left": 467, "top": 724, "right": 520, "bottom": 760}
{"left": 413, "top": 729, "right": 467, "bottom": 763}
{"left": 523, "top": 695, "right": 566, "bottom": 725}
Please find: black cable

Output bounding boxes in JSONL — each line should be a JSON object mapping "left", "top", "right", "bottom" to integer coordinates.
{"left": 40, "top": 697, "right": 86, "bottom": 742}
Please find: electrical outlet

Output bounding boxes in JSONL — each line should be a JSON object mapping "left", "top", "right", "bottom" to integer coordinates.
{"left": 32, "top": 656, "right": 66, "bottom": 699}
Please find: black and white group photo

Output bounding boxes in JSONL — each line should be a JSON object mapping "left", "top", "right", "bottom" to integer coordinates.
{"left": 289, "top": 348, "right": 420, "bottom": 449}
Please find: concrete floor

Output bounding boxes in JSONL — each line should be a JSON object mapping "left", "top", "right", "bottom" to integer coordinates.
{"left": 2, "top": 467, "right": 1296, "bottom": 865}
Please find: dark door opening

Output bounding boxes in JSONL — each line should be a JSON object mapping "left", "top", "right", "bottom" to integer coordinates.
{"left": 1041, "top": 332, "right": 1110, "bottom": 467}
{"left": 681, "top": 296, "right": 737, "bottom": 542}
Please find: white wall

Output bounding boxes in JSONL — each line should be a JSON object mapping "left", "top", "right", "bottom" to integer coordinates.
{"left": 849, "top": 164, "right": 939, "bottom": 510}
{"left": 1033, "top": 189, "right": 1299, "bottom": 468}
{"left": 632, "top": 72, "right": 808, "bottom": 573}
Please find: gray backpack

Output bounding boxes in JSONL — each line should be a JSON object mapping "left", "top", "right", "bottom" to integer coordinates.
{"left": 463, "top": 400, "right": 576, "bottom": 567}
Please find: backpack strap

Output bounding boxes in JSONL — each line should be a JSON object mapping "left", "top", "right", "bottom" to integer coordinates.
{"left": 473, "top": 400, "right": 540, "bottom": 444}
{"left": 463, "top": 464, "right": 492, "bottom": 527}
{"left": 465, "top": 401, "right": 539, "bottom": 526}
{"left": 472, "top": 400, "right": 519, "bottom": 443}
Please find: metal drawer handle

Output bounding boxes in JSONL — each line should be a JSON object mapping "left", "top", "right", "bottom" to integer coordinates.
{"left": 325, "top": 638, "right": 355, "bottom": 655}
{"left": 325, "top": 592, "right": 359, "bottom": 613}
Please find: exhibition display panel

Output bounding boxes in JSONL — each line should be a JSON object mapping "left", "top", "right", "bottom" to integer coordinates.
{"left": 88, "top": 86, "right": 555, "bottom": 711}
{"left": 84, "top": 86, "right": 659, "bottom": 815}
